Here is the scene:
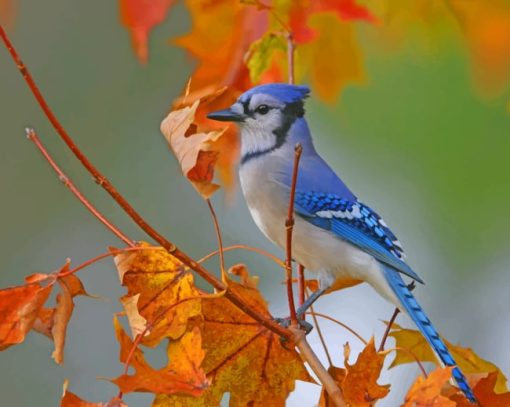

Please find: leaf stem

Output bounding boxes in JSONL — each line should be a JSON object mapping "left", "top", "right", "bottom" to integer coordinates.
{"left": 291, "top": 327, "right": 346, "bottom": 407}
{"left": 197, "top": 244, "right": 285, "bottom": 268}
{"left": 25, "top": 127, "right": 134, "bottom": 247}
{"left": 379, "top": 307, "right": 400, "bottom": 352}
{"left": 305, "top": 311, "right": 368, "bottom": 345}
{"left": 206, "top": 199, "right": 226, "bottom": 277}
{"left": 0, "top": 25, "right": 290, "bottom": 339}
{"left": 285, "top": 144, "right": 302, "bottom": 325}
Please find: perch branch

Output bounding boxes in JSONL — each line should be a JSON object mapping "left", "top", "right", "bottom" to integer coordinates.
{"left": 291, "top": 327, "right": 346, "bottom": 407}
{"left": 285, "top": 144, "right": 302, "bottom": 325}
{"left": 0, "top": 25, "right": 290, "bottom": 339}
{"left": 25, "top": 127, "right": 134, "bottom": 247}
{"left": 297, "top": 264, "right": 306, "bottom": 309}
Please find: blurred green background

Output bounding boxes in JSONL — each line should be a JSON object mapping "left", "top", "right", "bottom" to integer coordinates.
{"left": 1, "top": 1, "right": 509, "bottom": 406}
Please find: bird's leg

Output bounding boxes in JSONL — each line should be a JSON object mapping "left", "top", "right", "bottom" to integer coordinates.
{"left": 295, "top": 287, "right": 327, "bottom": 319}
{"left": 275, "top": 286, "right": 327, "bottom": 335}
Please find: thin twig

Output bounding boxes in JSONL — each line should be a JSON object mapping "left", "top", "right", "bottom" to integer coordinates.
{"left": 306, "top": 287, "right": 333, "bottom": 367}
{"left": 298, "top": 264, "right": 306, "bottom": 309}
{"left": 0, "top": 25, "right": 290, "bottom": 339}
{"left": 291, "top": 327, "right": 346, "bottom": 407}
{"left": 379, "top": 307, "right": 400, "bottom": 352}
{"left": 197, "top": 244, "right": 285, "bottom": 268}
{"left": 310, "top": 305, "right": 334, "bottom": 367}
{"left": 206, "top": 199, "right": 226, "bottom": 277}
{"left": 25, "top": 127, "right": 134, "bottom": 247}
{"left": 306, "top": 311, "right": 368, "bottom": 346}
{"left": 57, "top": 246, "right": 162, "bottom": 278}
{"left": 285, "top": 144, "right": 303, "bottom": 325}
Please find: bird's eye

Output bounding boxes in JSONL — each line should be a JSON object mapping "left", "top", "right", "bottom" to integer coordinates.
{"left": 255, "top": 104, "right": 270, "bottom": 115}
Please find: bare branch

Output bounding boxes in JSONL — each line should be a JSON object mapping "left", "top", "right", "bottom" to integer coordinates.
{"left": 25, "top": 127, "right": 135, "bottom": 247}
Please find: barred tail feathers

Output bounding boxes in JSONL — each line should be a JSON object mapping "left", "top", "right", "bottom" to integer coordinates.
{"left": 382, "top": 266, "right": 477, "bottom": 403}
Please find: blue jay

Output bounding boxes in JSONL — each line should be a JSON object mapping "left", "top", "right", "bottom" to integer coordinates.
{"left": 207, "top": 83, "right": 476, "bottom": 403}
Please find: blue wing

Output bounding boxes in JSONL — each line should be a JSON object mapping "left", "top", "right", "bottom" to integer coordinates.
{"left": 294, "top": 190, "right": 424, "bottom": 284}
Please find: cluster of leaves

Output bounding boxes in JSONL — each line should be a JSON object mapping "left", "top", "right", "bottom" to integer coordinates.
{"left": 1, "top": 0, "right": 510, "bottom": 406}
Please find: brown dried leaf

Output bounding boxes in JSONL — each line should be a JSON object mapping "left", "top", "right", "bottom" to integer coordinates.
{"left": 160, "top": 99, "right": 227, "bottom": 199}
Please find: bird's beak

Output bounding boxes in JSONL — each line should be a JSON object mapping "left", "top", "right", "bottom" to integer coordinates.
{"left": 207, "top": 108, "right": 246, "bottom": 122}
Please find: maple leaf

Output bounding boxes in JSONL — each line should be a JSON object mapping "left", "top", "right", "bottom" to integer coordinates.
{"left": 297, "top": 13, "right": 366, "bottom": 103}
{"left": 153, "top": 270, "right": 312, "bottom": 406}
{"left": 450, "top": 371, "right": 510, "bottom": 407}
{"left": 111, "top": 316, "right": 208, "bottom": 396}
{"left": 0, "top": 276, "right": 54, "bottom": 350}
{"left": 161, "top": 96, "right": 229, "bottom": 199}
{"left": 389, "top": 323, "right": 508, "bottom": 393}
{"left": 119, "top": 0, "right": 176, "bottom": 64}
{"left": 342, "top": 338, "right": 390, "bottom": 406}
{"left": 246, "top": 32, "right": 287, "bottom": 84}
{"left": 113, "top": 244, "right": 202, "bottom": 346}
{"left": 61, "top": 380, "right": 128, "bottom": 407}
{"left": 403, "top": 367, "right": 456, "bottom": 407}
{"left": 318, "top": 338, "right": 389, "bottom": 406}
{"left": 288, "top": 0, "right": 377, "bottom": 43}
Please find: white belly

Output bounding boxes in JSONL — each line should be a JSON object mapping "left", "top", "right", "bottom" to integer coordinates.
{"left": 239, "top": 156, "right": 400, "bottom": 306}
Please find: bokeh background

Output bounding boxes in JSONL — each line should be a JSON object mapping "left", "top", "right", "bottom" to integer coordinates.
{"left": 1, "top": 1, "right": 509, "bottom": 406}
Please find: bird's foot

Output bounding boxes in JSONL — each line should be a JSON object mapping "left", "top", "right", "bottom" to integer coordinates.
{"left": 274, "top": 317, "right": 314, "bottom": 335}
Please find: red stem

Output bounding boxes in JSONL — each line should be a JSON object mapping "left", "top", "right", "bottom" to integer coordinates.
{"left": 0, "top": 25, "right": 289, "bottom": 339}
{"left": 206, "top": 199, "right": 225, "bottom": 274}
{"left": 379, "top": 307, "right": 400, "bottom": 352}
{"left": 26, "top": 128, "right": 135, "bottom": 247}
{"left": 297, "top": 264, "right": 305, "bottom": 310}
{"left": 285, "top": 144, "right": 303, "bottom": 326}
{"left": 286, "top": 32, "right": 295, "bottom": 85}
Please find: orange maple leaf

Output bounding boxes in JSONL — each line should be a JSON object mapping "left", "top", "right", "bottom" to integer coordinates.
{"left": 153, "top": 270, "right": 312, "bottom": 406}
{"left": 61, "top": 380, "right": 128, "bottom": 407}
{"left": 119, "top": 0, "right": 176, "bottom": 64}
{"left": 111, "top": 316, "right": 208, "bottom": 397}
{"left": 403, "top": 367, "right": 456, "bottom": 407}
{"left": 0, "top": 275, "right": 54, "bottom": 350}
{"left": 318, "top": 338, "right": 389, "bottom": 406}
{"left": 450, "top": 371, "right": 510, "bottom": 407}
{"left": 113, "top": 244, "right": 202, "bottom": 346}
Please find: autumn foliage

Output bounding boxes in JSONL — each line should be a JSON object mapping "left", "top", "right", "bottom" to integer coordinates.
{"left": 1, "top": 0, "right": 510, "bottom": 406}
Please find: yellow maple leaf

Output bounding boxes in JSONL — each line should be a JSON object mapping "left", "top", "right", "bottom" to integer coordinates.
{"left": 113, "top": 244, "right": 202, "bottom": 347}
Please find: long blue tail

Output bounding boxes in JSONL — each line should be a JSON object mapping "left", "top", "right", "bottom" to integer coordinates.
{"left": 382, "top": 266, "right": 477, "bottom": 403}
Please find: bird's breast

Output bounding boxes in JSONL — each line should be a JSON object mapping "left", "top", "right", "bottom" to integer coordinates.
{"left": 239, "top": 158, "right": 289, "bottom": 248}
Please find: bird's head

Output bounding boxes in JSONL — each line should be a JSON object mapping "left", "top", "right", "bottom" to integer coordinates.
{"left": 207, "top": 83, "right": 310, "bottom": 163}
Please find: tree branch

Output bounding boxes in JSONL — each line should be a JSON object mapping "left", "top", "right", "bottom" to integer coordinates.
{"left": 0, "top": 24, "right": 290, "bottom": 339}
{"left": 25, "top": 127, "right": 135, "bottom": 247}
{"left": 379, "top": 307, "right": 400, "bottom": 352}
{"left": 291, "top": 327, "right": 346, "bottom": 407}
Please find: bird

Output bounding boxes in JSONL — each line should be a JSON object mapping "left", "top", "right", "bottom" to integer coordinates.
{"left": 207, "top": 83, "right": 476, "bottom": 403}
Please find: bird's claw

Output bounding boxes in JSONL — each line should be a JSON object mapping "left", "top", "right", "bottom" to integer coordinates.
{"left": 274, "top": 317, "right": 314, "bottom": 335}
